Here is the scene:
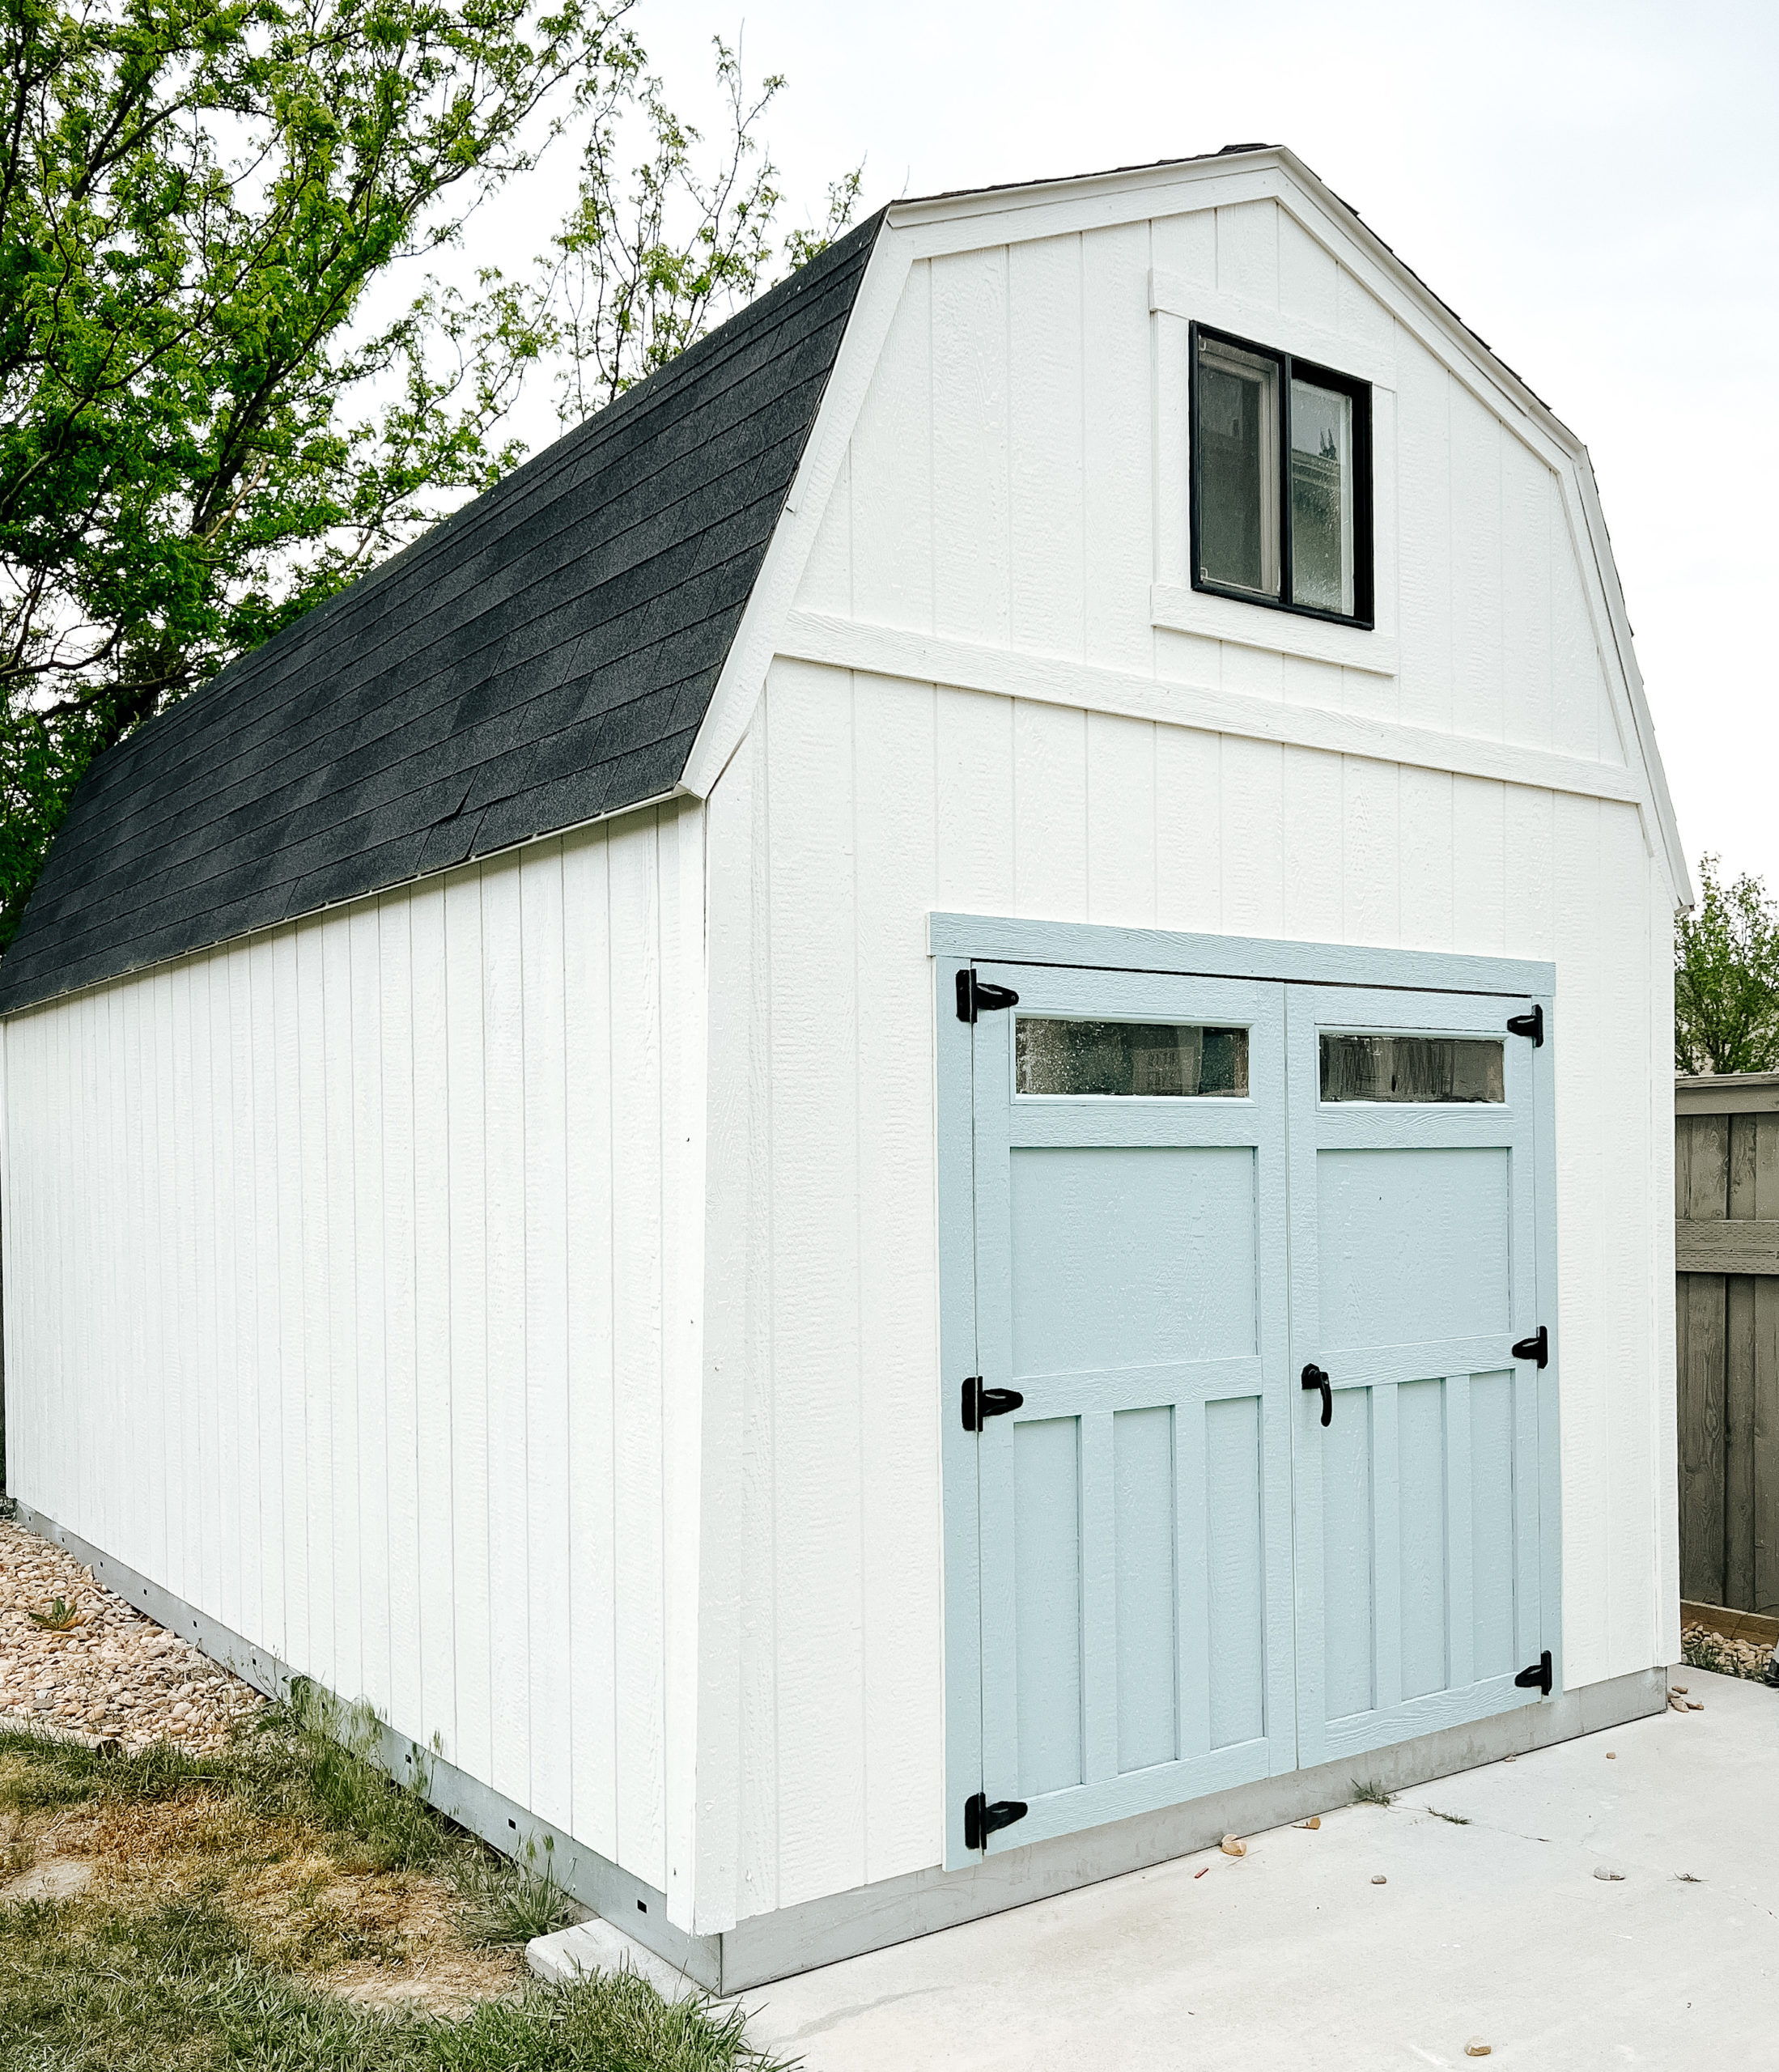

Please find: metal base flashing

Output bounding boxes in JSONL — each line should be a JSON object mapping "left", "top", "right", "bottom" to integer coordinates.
{"left": 12, "top": 1501, "right": 1668, "bottom": 1994}
{"left": 8, "top": 1501, "right": 720, "bottom": 1991}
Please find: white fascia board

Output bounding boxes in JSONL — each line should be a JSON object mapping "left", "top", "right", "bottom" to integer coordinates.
{"left": 678, "top": 229, "right": 914, "bottom": 799}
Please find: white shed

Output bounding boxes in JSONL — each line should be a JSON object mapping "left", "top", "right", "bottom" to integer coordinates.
{"left": 0, "top": 146, "right": 1688, "bottom": 1991}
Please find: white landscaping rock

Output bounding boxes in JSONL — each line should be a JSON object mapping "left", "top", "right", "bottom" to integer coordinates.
{"left": 527, "top": 1916, "right": 704, "bottom": 2002}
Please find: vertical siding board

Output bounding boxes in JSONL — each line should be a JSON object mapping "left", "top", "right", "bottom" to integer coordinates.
{"left": 845, "top": 257, "right": 933, "bottom": 632}
{"left": 520, "top": 843, "right": 573, "bottom": 1831}
{"left": 444, "top": 873, "right": 492, "bottom": 1780}
{"left": 274, "top": 929, "right": 311, "bottom": 1668}
{"left": 1012, "top": 701, "right": 1087, "bottom": 918}
{"left": 1008, "top": 235, "right": 1085, "bottom": 658}
{"left": 1082, "top": 222, "right": 1153, "bottom": 673}
{"left": 480, "top": 856, "right": 531, "bottom": 1806}
{"left": 169, "top": 962, "right": 202, "bottom": 1605}
{"left": 220, "top": 949, "right": 254, "bottom": 1641}
{"left": 1450, "top": 779, "right": 1507, "bottom": 957}
{"left": 609, "top": 813, "right": 667, "bottom": 1887}
{"left": 1214, "top": 199, "right": 1279, "bottom": 305}
{"left": 851, "top": 677, "right": 944, "bottom": 1885}
{"left": 1277, "top": 211, "right": 1339, "bottom": 328}
{"left": 1154, "top": 727, "right": 1222, "bottom": 932}
{"left": 763, "top": 666, "right": 866, "bottom": 1909}
{"left": 1085, "top": 713, "right": 1157, "bottom": 927}
{"left": 349, "top": 904, "right": 391, "bottom": 1717}
{"left": 380, "top": 897, "right": 422, "bottom": 1739}
{"left": 1341, "top": 757, "right": 1400, "bottom": 949}
{"left": 321, "top": 919, "right": 361, "bottom": 1701}
{"left": 1395, "top": 342, "right": 1452, "bottom": 735}
{"left": 931, "top": 247, "right": 1010, "bottom": 647}
{"left": 1501, "top": 446, "right": 1555, "bottom": 751}
{"left": 1219, "top": 738, "right": 1284, "bottom": 940}
{"left": 1397, "top": 767, "right": 1454, "bottom": 951}
{"left": 1448, "top": 397, "right": 1503, "bottom": 743}
{"left": 563, "top": 829, "right": 618, "bottom": 1858}
{"left": 410, "top": 883, "right": 457, "bottom": 1751}
{"left": 249, "top": 936, "right": 286, "bottom": 1654}
{"left": 1280, "top": 746, "right": 1343, "bottom": 945}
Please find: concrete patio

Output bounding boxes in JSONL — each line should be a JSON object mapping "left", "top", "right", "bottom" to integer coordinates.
{"left": 737, "top": 1668, "right": 1775, "bottom": 2070}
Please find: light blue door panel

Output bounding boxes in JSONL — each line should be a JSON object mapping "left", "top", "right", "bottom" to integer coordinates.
{"left": 1287, "top": 983, "right": 1552, "bottom": 1770}
{"left": 937, "top": 935, "right": 1557, "bottom": 1870}
{"left": 970, "top": 963, "right": 1296, "bottom": 1855}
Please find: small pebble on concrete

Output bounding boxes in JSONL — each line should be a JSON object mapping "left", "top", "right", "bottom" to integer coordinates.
{"left": 1464, "top": 2041, "right": 1492, "bottom": 2059}
{"left": 1594, "top": 1866, "right": 1626, "bottom": 1882}
{"left": 1371, "top": 1875, "right": 1386, "bottom": 1885}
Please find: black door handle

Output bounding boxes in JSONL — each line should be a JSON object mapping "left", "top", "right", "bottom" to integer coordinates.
{"left": 1301, "top": 1364, "right": 1331, "bottom": 1427}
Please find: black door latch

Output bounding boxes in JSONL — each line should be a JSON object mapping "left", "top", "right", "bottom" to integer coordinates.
{"left": 1301, "top": 1364, "right": 1332, "bottom": 1427}
{"left": 1512, "top": 1326, "right": 1548, "bottom": 1369}
{"left": 957, "top": 970, "right": 1020, "bottom": 1023}
{"left": 1514, "top": 1649, "right": 1553, "bottom": 1696}
{"left": 962, "top": 1377, "right": 1025, "bottom": 1432}
{"left": 964, "top": 1792, "right": 1028, "bottom": 1850}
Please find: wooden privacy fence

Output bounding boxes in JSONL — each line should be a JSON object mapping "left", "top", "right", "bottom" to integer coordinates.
{"left": 1675, "top": 1071, "right": 1779, "bottom": 1615}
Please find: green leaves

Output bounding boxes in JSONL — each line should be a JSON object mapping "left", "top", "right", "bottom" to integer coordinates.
{"left": 0, "top": 7, "right": 856, "bottom": 954}
{"left": 1675, "top": 855, "right": 1779, "bottom": 1076}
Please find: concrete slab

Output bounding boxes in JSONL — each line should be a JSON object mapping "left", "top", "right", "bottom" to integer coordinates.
{"left": 741, "top": 1671, "right": 1779, "bottom": 2070}
{"left": 527, "top": 1917, "right": 707, "bottom": 2002}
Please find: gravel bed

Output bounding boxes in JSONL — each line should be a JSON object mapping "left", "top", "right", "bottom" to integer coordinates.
{"left": 1680, "top": 1620, "right": 1776, "bottom": 1684}
{"left": 0, "top": 1515, "right": 265, "bottom": 1749}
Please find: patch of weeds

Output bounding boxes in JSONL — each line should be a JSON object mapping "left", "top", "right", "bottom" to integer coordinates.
{"left": 25, "top": 1594, "right": 82, "bottom": 1633}
{"left": 0, "top": 1726, "right": 212, "bottom": 1811}
{"left": 1352, "top": 1778, "right": 1393, "bottom": 1807}
{"left": 1426, "top": 1807, "right": 1471, "bottom": 1825}
{"left": 1680, "top": 1627, "right": 1773, "bottom": 1684}
{"left": 456, "top": 1835, "right": 579, "bottom": 1949}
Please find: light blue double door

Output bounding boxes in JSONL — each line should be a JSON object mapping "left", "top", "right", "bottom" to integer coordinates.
{"left": 951, "top": 957, "right": 1552, "bottom": 1861}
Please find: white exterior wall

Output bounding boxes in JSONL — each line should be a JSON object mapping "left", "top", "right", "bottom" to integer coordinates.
{"left": 0, "top": 802, "right": 709, "bottom": 1922}
{"left": 690, "top": 188, "right": 1680, "bottom": 1930}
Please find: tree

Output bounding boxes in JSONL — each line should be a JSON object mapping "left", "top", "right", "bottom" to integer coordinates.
{"left": 1675, "top": 855, "right": 1779, "bottom": 1076}
{"left": 0, "top": 3, "right": 856, "bottom": 950}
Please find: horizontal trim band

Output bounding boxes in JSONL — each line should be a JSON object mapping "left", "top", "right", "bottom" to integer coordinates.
{"left": 779, "top": 610, "right": 1645, "bottom": 810}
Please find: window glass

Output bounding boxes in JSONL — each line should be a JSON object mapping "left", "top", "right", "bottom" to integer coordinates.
{"left": 1319, "top": 1034, "right": 1505, "bottom": 1105}
{"left": 1017, "top": 1018, "right": 1250, "bottom": 1098}
{"left": 1290, "top": 378, "right": 1354, "bottom": 616}
{"left": 1195, "top": 335, "right": 1280, "bottom": 598}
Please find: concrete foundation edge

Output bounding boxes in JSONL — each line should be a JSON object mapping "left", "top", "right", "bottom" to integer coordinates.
{"left": 11, "top": 1501, "right": 1670, "bottom": 1995}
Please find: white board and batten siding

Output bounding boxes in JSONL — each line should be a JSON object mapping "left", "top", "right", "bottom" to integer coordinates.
{"left": 0, "top": 804, "right": 709, "bottom": 1920}
{"left": 690, "top": 185, "right": 1680, "bottom": 1930}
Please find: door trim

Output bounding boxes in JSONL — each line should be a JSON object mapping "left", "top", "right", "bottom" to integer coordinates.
{"left": 934, "top": 915, "right": 1558, "bottom": 1872}
{"left": 930, "top": 912, "right": 1553, "bottom": 1002}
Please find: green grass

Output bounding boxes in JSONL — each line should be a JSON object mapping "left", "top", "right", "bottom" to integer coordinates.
{"left": 1351, "top": 1778, "right": 1393, "bottom": 1807}
{"left": 1424, "top": 1807, "right": 1471, "bottom": 1825}
{"left": 0, "top": 1894, "right": 779, "bottom": 2071}
{"left": 0, "top": 1704, "right": 786, "bottom": 2071}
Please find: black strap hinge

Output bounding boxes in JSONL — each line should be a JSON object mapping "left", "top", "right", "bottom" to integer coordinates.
{"left": 1512, "top": 1325, "right": 1548, "bottom": 1369}
{"left": 964, "top": 1791, "right": 1029, "bottom": 1850}
{"left": 962, "top": 1377, "right": 1025, "bottom": 1432}
{"left": 957, "top": 970, "right": 1020, "bottom": 1023}
{"left": 1506, "top": 1003, "right": 1543, "bottom": 1046}
{"left": 1514, "top": 1649, "right": 1553, "bottom": 1697}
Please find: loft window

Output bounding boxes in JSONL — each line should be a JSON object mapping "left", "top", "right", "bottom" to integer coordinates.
{"left": 1191, "top": 323, "right": 1374, "bottom": 627}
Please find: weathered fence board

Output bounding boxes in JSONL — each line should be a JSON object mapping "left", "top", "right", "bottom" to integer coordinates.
{"left": 1675, "top": 1075, "right": 1779, "bottom": 1614}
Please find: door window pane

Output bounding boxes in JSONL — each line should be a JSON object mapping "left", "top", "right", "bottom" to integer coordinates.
{"left": 1319, "top": 1034, "right": 1505, "bottom": 1104}
{"left": 1290, "top": 378, "right": 1354, "bottom": 616}
{"left": 1195, "top": 335, "right": 1280, "bottom": 598}
{"left": 1017, "top": 1018, "right": 1249, "bottom": 1098}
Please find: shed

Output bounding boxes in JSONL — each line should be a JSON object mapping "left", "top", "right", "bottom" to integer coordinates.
{"left": 0, "top": 146, "right": 1689, "bottom": 1991}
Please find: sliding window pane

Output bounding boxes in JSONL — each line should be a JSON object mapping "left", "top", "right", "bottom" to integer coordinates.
{"left": 1290, "top": 378, "right": 1354, "bottom": 615}
{"left": 1196, "top": 336, "right": 1280, "bottom": 598}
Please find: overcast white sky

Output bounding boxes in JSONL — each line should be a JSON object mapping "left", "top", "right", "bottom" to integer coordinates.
{"left": 498, "top": 0, "right": 1779, "bottom": 895}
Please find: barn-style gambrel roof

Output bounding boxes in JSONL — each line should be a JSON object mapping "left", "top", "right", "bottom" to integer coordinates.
{"left": 0, "top": 213, "right": 884, "bottom": 1015}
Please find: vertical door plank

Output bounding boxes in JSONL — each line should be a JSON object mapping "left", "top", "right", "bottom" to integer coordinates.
{"left": 1079, "top": 1411, "right": 1117, "bottom": 1785}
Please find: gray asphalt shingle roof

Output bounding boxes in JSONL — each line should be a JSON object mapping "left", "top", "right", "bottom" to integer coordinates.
{"left": 0, "top": 211, "right": 883, "bottom": 1016}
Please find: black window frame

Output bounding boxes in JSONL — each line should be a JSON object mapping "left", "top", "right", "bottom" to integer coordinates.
{"left": 1188, "top": 321, "right": 1375, "bottom": 630}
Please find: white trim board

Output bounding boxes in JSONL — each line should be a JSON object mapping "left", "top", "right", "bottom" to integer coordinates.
{"left": 778, "top": 611, "right": 1646, "bottom": 813}
{"left": 1148, "top": 269, "right": 1397, "bottom": 393}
